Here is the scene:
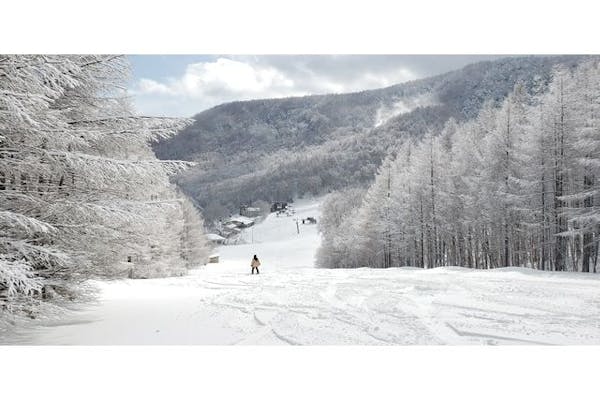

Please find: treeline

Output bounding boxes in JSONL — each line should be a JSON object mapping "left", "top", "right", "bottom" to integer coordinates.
{"left": 0, "top": 55, "right": 210, "bottom": 317}
{"left": 317, "top": 61, "right": 600, "bottom": 273}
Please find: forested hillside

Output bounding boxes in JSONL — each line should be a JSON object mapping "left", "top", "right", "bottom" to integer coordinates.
{"left": 318, "top": 60, "right": 600, "bottom": 273}
{"left": 0, "top": 56, "right": 209, "bottom": 320}
{"left": 154, "top": 55, "right": 584, "bottom": 220}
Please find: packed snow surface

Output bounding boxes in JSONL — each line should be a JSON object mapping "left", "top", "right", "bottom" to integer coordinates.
{"left": 3, "top": 198, "right": 600, "bottom": 345}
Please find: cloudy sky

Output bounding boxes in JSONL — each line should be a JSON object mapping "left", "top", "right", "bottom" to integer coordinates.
{"left": 129, "top": 55, "right": 502, "bottom": 117}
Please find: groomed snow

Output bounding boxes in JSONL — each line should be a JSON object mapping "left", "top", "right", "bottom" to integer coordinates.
{"left": 3, "top": 198, "right": 600, "bottom": 345}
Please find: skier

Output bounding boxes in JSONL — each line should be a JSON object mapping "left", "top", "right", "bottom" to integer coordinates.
{"left": 251, "top": 254, "right": 261, "bottom": 275}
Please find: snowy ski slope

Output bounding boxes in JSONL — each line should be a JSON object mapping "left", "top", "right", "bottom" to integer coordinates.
{"left": 3, "top": 198, "right": 600, "bottom": 345}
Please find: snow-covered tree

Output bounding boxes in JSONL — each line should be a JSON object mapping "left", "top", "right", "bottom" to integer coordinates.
{"left": 1, "top": 55, "right": 209, "bottom": 314}
{"left": 317, "top": 62, "right": 600, "bottom": 274}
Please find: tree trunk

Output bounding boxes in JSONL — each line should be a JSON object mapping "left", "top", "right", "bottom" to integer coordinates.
{"left": 582, "top": 173, "right": 594, "bottom": 272}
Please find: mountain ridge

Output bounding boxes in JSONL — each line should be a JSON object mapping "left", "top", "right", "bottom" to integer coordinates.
{"left": 153, "top": 55, "right": 587, "bottom": 220}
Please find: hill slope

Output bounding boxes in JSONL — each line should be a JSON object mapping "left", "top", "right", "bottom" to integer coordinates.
{"left": 153, "top": 55, "right": 584, "bottom": 220}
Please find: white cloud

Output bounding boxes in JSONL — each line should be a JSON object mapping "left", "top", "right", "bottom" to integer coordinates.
{"left": 137, "top": 78, "right": 175, "bottom": 95}
{"left": 133, "top": 58, "right": 307, "bottom": 115}
{"left": 182, "top": 58, "right": 294, "bottom": 95}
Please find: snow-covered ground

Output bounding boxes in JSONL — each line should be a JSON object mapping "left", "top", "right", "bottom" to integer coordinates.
{"left": 3, "top": 197, "right": 600, "bottom": 345}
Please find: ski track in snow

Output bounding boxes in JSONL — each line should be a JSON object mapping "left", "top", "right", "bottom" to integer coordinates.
{"left": 3, "top": 197, "right": 600, "bottom": 345}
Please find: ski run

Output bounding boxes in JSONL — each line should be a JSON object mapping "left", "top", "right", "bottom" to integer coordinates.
{"left": 3, "top": 198, "right": 600, "bottom": 345}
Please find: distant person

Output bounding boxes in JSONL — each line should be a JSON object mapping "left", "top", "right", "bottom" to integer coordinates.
{"left": 251, "top": 254, "right": 261, "bottom": 275}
